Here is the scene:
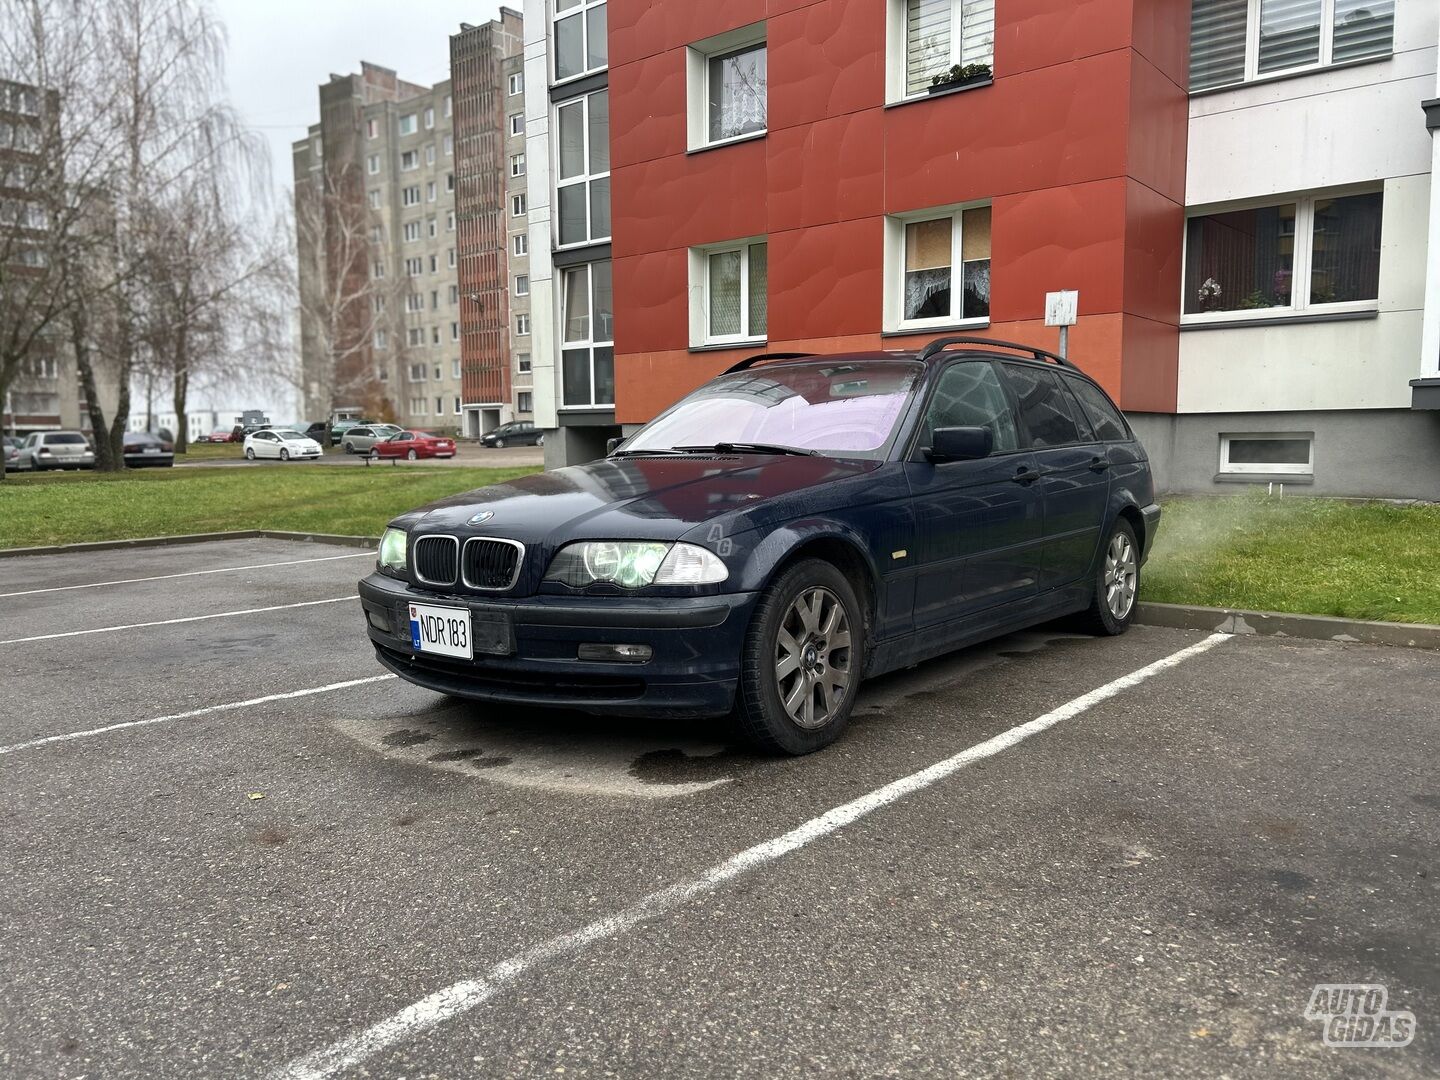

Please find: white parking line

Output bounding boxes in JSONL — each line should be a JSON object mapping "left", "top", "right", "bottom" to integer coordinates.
{"left": 0, "top": 596, "right": 355, "bottom": 645}
{"left": 0, "top": 551, "right": 370, "bottom": 599}
{"left": 0, "top": 674, "right": 397, "bottom": 756}
{"left": 270, "top": 632, "right": 1229, "bottom": 1080}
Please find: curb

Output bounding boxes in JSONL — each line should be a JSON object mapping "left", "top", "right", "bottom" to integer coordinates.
{"left": 0, "top": 529, "right": 378, "bottom": 559}
{"left": 1135, "top": 602, "right": 1440, "bottom": 651}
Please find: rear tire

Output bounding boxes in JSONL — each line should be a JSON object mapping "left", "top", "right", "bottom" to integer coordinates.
{"left": 343, "top": 442, "right": 354, "bottom": 454}
{"left": 406, "top": 448, "right": 418, "bottom": 461}
{"left": 536, "top": 434, "right": 545, "bottom": 447}
{"left": 735, "top": 558, "right": 865, "bottom": 756}
{"left": 1077, "top": 518, "right": 1139, "bottom": 636}
{"left": 280, "top": 448, "right": 290, "bottom": 462}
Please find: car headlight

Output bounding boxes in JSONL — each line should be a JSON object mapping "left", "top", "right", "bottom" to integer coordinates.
{"left": 545, "top": 541, "right": 728, "bottom": 588}
{"left": 378, "top": 527, "right": 408, "bottom": 572}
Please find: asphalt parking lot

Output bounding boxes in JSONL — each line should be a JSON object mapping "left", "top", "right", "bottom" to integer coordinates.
{"left": 1, "top": 538, "right": 1436, "bottom": 1079}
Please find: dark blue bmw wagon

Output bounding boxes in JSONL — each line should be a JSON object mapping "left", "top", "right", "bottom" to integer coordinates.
{"left": 358, "top": 337, "right": 1161, "bottom": 754}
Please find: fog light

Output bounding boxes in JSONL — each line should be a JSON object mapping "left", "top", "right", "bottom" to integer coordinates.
{"left": 577, "top": 643, "right": 652, "bottom": 663}
{"left": 366, "top": 608, "right": 391, "bottom": 633}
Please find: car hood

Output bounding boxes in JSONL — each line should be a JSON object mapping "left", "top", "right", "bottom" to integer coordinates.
{"left": 402, "top": 454, "right": 880, "bottom": 543}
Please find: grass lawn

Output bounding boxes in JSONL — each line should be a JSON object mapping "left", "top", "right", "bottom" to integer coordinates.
{"left": 0, "top": 464, "right": 540, "bottom": 549}
{"left": 1143, "top": 494, "right": 1440, "bottom": 625}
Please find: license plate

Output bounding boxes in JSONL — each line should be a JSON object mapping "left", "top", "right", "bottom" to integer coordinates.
{"left": 409, "top": 603, "right": 472, "bottom": 659}
{"left": 143, "top": 447, "right": 159, "bottom": 454}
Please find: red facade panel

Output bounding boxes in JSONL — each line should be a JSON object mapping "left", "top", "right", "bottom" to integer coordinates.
{"left": 609, "top": 0, "right": 1190, "bottom": 424}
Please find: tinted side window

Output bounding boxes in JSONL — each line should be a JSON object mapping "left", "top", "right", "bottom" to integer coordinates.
{"left": 1067, "top": 378, "right": 1129, "bottom": 442}
{"left": 1001, "top": 364, "right": 1085, "bottom": 448}
{"left": 921, "top": 362, "right": 1018, "bottom": 453}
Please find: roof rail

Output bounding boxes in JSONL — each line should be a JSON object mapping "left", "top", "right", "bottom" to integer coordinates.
{"left": 722, "top": 351, "right": 816, "bottom": 375}
{"left": 917, "top": 335, "right": 1075, "bottom": 369}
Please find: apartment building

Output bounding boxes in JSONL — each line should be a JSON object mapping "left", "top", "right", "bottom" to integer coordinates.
{"left": 1, "top": 79, "right": 117, "bottom": 438}
{"left": 520, "top": 0, "right": 1436, "bottom": 498}
{"left": 504, "top": 50, "right": 535, "bottom": 425}
{"left": 522, "top": 0, "right": 616, "bottom": 466}
{"left": 293, "top": 63, "right": 462, "bottom": 431}
{"left": 450, "top": 12, "right": 528, "bottom": 439}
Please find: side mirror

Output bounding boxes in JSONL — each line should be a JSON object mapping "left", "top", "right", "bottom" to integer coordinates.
{"left": 926, "top": 426, "right": 993, "bottom": 462}
{"left": 605, "top": 436, "right": 623, "bottom": 455}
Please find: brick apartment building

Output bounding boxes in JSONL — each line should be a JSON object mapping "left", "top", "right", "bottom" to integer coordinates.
{"left": 521, "top": 0, "right": 1438, "bottom": 499}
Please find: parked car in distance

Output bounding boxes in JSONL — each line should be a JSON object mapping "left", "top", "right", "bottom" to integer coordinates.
{"left": 304, "top": 421, "right": 330, "bottom": 442}
{"left": 3, "top": 435, "right": 21, "bottom": 471}
{"left": 14, "top": 431, "right": 96, "bottom": 471}
{"left": 480, "top": 421, "right": 544, "bottom": 448}
{"left": 371, "top": 430, "right": 457, "bottom": 461}
{"left": 341, "top": 423, "right": 403, "bottom": 454}
{"left": 329, "top": 419, "right": 368, "bottom": 447}
{"left": 121, "top": 430, "right": 174, "bottom": 468}
{"left": 244, "top": 429, "right": 324, "bottom": 461}
{"left": 199, "top": 429, "right": 233, "bottom": 444}
{"left": 360, "top": 337, "right": 1161, "bottom": 756}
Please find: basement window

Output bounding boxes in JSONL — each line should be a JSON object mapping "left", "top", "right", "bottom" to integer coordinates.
{"left": 1218, "top": 432, "right": 1314, "bottom": 475}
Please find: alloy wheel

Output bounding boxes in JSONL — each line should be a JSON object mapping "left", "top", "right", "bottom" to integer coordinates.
{"left": 1104, "top": 532, "right": 1137, "bottom": 619}
{"left": 774, "top": 586, "right": 853, "bottom": 730}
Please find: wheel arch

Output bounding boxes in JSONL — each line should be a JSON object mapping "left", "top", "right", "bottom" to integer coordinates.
{"left": 746, "top": 527, "right": 881, "bottom": 641}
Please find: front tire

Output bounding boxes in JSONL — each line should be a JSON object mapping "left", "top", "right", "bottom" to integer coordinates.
{"left": 735, "top": 559, "right": 865, "bottom": 755}
{"left": 280, "top": 448, "right": 290, "bottom": 462}
{"left": 245, "top": 447, "right": 255, "bottom": 460}
{"left": 494, "top": 439, "right": 506, "bottom": 449}
{"left": 1078, "top": 518, "right": 1139, "bottom": 636}
{"left": 535, "top": 434, "right": 545, "bottom": 447}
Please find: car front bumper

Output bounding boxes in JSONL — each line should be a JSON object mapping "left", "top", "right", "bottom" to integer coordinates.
{"left": 358, "top": 573, "right": 758, "bottom": 718}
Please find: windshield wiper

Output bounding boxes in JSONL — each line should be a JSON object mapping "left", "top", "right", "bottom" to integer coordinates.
{"left": 672, "top": 442, "right": 819, "bottom": 457}
{"left": 609, "top": 447, "right": 687, "bottom": 457}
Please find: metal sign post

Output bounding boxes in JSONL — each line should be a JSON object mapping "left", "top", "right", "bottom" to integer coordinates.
{"left": 1045, "top": 290, "right": 1078, "bottom": 360}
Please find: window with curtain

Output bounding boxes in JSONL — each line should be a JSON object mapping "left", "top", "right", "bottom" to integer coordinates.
{"left": 704, "top": 241, "right": 768, "bottom": 343}
{"left": 895, "top": 204, "right": 991, "bottom": 329}
{"left": 707, "top": 43, "right": 768, "bottom": 143}
{"left": 562, "top": 261, "right": 614, "bottom": 407}
{"left": 903, "top": 0, "right": 995, "bottom": 98}
{"left": 1189, "top": 0, "right": 1393, "bottom": 90}
{"left": 1184, "top": 190, "right": 1382, "bottom": 316}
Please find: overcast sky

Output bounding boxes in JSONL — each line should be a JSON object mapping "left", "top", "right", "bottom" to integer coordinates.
{"left": 218, "top": 0, "right": 504, "bottom": 200}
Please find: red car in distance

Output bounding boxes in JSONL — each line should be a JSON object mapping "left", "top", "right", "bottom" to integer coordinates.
{"left": 372, "top": 430, "right": 457, "bottom": 461}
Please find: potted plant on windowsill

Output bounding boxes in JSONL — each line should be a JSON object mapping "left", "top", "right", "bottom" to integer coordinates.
{"left": 928, "top": 62, "right": 992, "bottom": 94}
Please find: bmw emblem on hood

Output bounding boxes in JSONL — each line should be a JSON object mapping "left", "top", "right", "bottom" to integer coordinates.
{"left": 468, "top": 510, "right": 494, "bottom": 526}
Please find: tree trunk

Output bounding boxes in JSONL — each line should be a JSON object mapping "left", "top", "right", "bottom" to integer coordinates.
{"left": 171, "top": 327, "right": 190, "bottom": 454}
{"left": 68, "top": 302, "right": 119, "bottom": 472}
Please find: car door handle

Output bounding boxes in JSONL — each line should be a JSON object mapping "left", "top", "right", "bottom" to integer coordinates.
{"left": 1011, "top": 467, "right": 1040, "bottom": 486}
{"left": 1088, "top": 457, "right": 1110, "bottom": 473}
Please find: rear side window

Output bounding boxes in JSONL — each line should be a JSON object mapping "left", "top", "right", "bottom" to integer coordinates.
{"left": 1067, "top": 379, "right": 1129, "bottom": 442}
{"left": 922, "top": 362, "right": 1018, "bottom": 453}
{"left": 1000, "top": 364, "right": 1086, "bottom": 448}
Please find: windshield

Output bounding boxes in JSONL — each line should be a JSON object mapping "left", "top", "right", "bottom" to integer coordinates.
{"left": 275, "top": 430, "right": 306, "bottom": 441}
{"left": 622, "top": 361, "right": 921, "bottom": 458}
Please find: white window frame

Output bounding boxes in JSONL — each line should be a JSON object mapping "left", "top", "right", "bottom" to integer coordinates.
{"left": 402, "top": 221, "right": 421, "bottom": 243}
{"left": 427, "top": 181, "right": 437, "bottom": 202}
{"left": 883, "top": 201, "right": 992, "bottom": 333}
{"left": 366, "top": 154, "right": 380, "bottom": 175}
{"left": 511, "top": 193, "right": 527, "bottom": 217}
{"left": 401, "top": 185, "right": 421, "bottom": 207}
{"left": 405, "top": 293, "right": 424, "bottom": 313}
{"left": 509, "top": 112, "right": 524, "bottom": 136}
{"left": 1218, "top": 432, "right": 1314, "bottom": 475}
{"left": 559, "top": 261, "right": 614, "bottom": 408}
{"left": 510, "top": 153, "right": 526, "bottom": 177}
{"left": 407, "top": 327, "right": 426, "bottom": 348}
{"left": 689, "top": 237, "right": 767, "bottom": 347}
{"left": 425, "top": 144, "right": 436, "bottom": 166}
{"left": 686, "top": 23, "right": 767, "bottom": 152}
{"left": 553, "top": 90, "right": 610, "bottom": 248}
{"left": 514, "top": 274, "right": 530, "bottom": 296}
{"left": 517, "top": 353, "right": 532, "bottom": 374}
{"left": 400, "top": 150, "right": 417, "bottom": 171}
{"left": 516, "top": 313, "right": 531, "bottom": 336}
{"left": 886, "top": 0, "right": 997, "bottom": 104}
{"left": 553, "top": 0, "right": 607, "bottom": 86}
{"left": 1191, "top": 0, "right": 1395, "bottom": 92}
{"left": 1180, "top": 184, "right": 1384, "bottom": 326}
{"left": 399, "top": 113, "right": 417, "bottom": 136}
{"left": 508, "top": 72, "right": 524, "bottom": 96}
{"left": 444, "top": 134, "right": 453, "bottom": 156}
{"left": 517, "top": 391, "right": 534, "bottom": 412}
{"left": 423, "top": 107, "right": 435, "bottom": 130}
{"left": 454, "top": 396, "right": 463, "bottom": 415}
{"left": 366, "top": 119, "right": 378, "bottom": 139}
{"left": 368, "top": 189, "right": 381, "bottom": 209}
{"left": 512, "top": 233, "right": 528, "bottom": 256}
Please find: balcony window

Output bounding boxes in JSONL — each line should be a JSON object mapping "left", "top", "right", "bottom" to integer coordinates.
{"left": 1183, "top": 190, "right": 1382, "bottom": 320}
{"left": 892, "top": 0, "right": 995, "bottom": 101}
{"left": 1189, "top": 0, "right": 1394, "bottom": 91}
{"left": 555, "top": 0, "right": 607, "bottom": 82}
{"left": 884, "top": 204, "right": 991, "bottom": 331}
{"left": 561, "top": 261, "right": 614, "bottom": 407}
{"left": 555, "top": 90, "right": 609, "bottom": 246}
